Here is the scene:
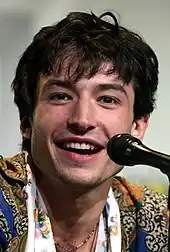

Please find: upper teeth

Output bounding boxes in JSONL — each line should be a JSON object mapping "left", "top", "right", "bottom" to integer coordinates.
{"left": 64, "top": 142, "right": 95, "bottom": 150}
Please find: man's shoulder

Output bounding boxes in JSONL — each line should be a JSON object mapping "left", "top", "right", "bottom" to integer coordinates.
{"left": 0, "top": 152, "right": 28, "bottom": 184}
{"left": 113, "top": 176, "right": 167, "bottom": 209}
{"left": 0, "top": 151, "right": 28, "bottom": 211}
{"left": 142, "top": 184, "right": 167, "bottom": 210}
{"left": 0, "top": 151, "right": 28, "bottom": 216}
{"left": 113, "top": 176, "right": 168, "bottom": 251}
{"left": 0, "top": 152, "right": 28, "bottom": 249}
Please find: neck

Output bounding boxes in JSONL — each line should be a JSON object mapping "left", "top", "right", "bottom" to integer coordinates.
{"left": 32, "top": 165, "right": 112, "bottom": 245}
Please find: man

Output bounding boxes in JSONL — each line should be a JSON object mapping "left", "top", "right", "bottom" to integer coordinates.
{"left": 0, "top": 11, "right": 168, "bottom": 252}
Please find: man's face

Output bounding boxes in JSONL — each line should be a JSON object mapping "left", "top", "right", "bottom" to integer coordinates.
{"left": 25, "top": 69, "right": 148, "bottom": 187}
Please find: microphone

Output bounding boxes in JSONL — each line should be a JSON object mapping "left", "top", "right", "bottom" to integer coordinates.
{"left": 107, "top": 133, "right": 170, "bottom": 176}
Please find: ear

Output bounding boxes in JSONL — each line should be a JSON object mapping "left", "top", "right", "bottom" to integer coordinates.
{"left": 20, "top": 117, "right": 32, "bottom": 140}
{"left": 131, "top": 115, "right": 149, "bottom": 140}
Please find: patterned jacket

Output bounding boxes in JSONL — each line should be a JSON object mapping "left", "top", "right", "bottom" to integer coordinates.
{"left": 0, "top": 153, "right": 168, "bottom": 251}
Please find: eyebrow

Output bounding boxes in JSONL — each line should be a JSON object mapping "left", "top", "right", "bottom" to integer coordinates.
{"left": 42, "top": 79, "right": 74, "bottom": 92}
{"left": 95, "top": 83, "right": 127, "bottom": 97}
{"left": 42, "top": 79, "right": 127, "bottom": 97}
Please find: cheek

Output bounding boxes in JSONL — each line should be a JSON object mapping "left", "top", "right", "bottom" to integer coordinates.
{"left": 102, "top": 110, "right": 134, "bottom": 137}
{"left": 32, "top": 105, "right": 70, "bottom": 136}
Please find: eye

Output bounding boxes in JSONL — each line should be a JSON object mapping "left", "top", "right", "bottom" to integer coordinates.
{"left": 98, "top": 96, "right": 119, "bottom": 104}
{"left": 49, "top": 93, "right": 72, "bottom": 103}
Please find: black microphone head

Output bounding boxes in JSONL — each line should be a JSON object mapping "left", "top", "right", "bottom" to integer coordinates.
{"left": 107, "top": 133, "right": 142, "bottom": 166}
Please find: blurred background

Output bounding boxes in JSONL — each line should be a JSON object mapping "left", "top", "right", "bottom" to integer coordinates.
{"left": 0, "top": 0, "right": 169, "bottom": 194}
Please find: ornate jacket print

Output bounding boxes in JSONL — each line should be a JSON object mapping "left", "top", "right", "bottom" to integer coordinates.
{"left": 0, "top": 153, "right": 168, "bottom": 251}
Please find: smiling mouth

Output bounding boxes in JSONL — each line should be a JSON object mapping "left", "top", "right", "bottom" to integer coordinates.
{"left": 57, "top": 141, "right": 103, "bottom": 155}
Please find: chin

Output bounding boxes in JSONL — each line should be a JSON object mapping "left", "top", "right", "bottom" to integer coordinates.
{"left": 56, "top": 167, "right": 113, "bottom": 190}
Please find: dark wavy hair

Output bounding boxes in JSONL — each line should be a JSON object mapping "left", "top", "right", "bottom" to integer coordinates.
{"left": 11, "top": 11, "right": 158, "bottom": 151}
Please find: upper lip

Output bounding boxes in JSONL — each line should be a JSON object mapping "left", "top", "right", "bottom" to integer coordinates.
{"left": 55, "top": 137, "right": 105, "bottom": 149}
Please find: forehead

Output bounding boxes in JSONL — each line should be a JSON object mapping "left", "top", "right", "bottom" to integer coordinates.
{"left": 39, "top": 73, "right": 115, "bottom": 90}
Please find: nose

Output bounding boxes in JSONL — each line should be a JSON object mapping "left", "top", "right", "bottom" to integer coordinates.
{"left": 67, "top": 100, "right": 96, "bottom": 135}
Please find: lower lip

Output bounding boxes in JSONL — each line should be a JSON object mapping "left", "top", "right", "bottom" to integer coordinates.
{"left": 59, "top": 149, "right": 103, "bottom": 163}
